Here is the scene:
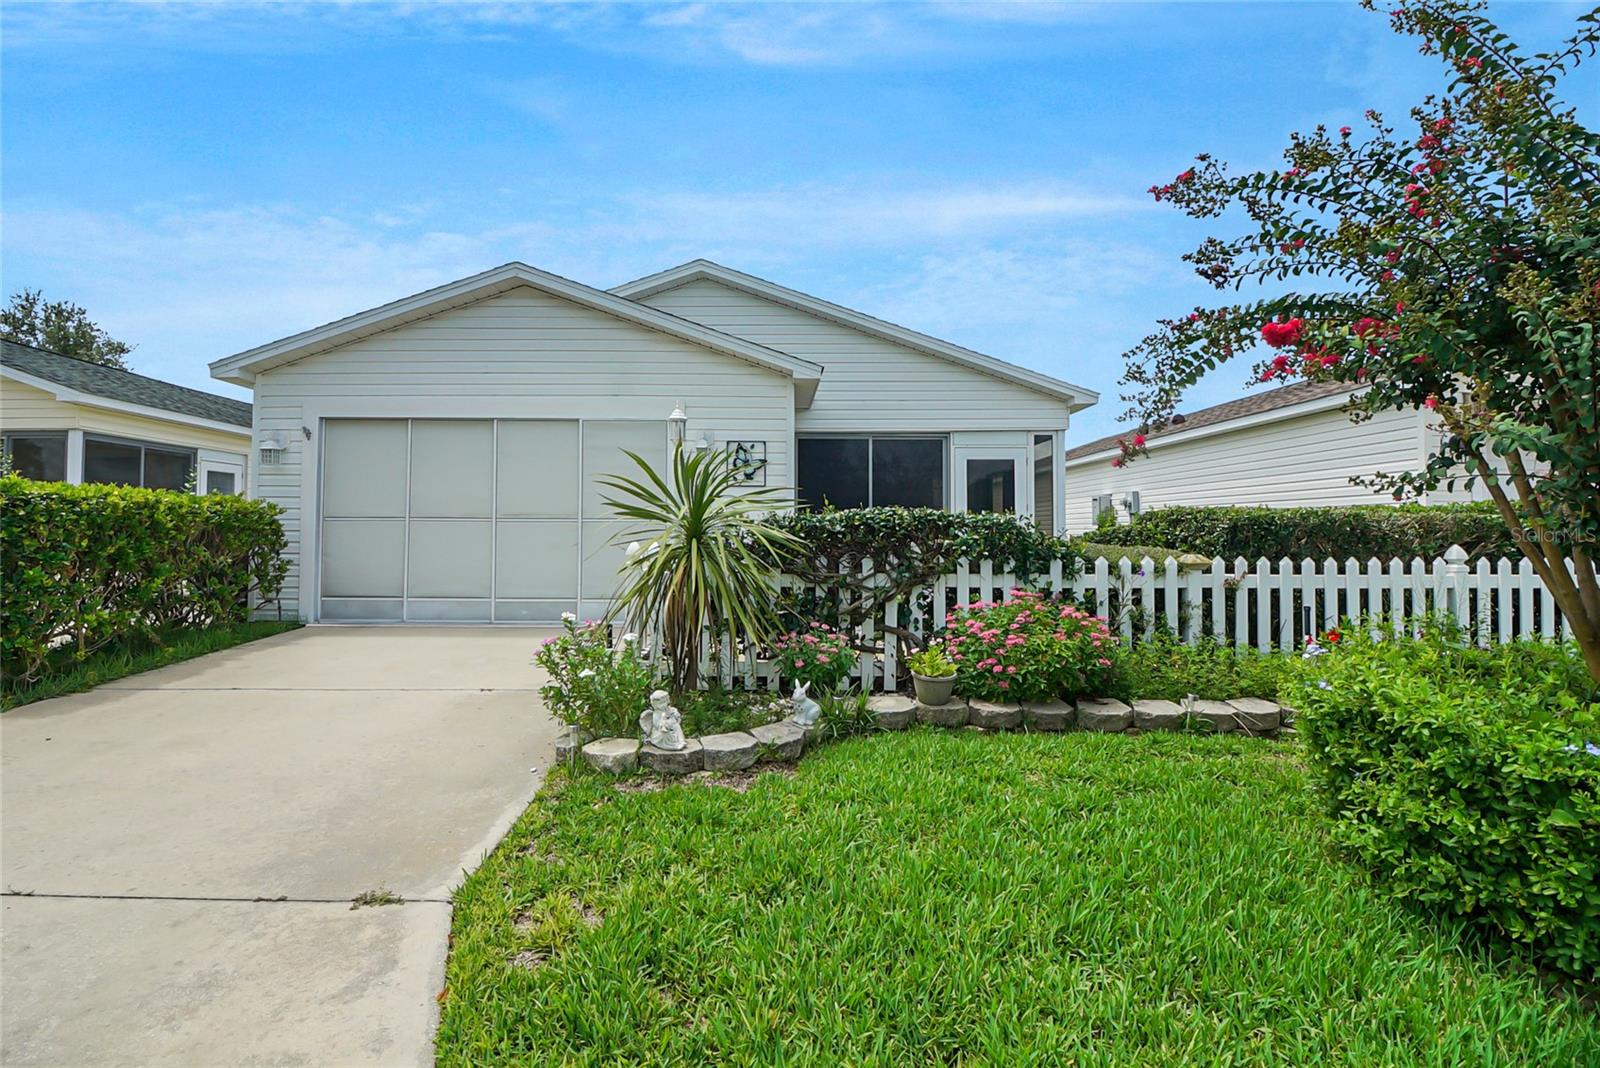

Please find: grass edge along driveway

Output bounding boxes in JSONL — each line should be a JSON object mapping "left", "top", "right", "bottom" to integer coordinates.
{"left": 439, "top": 730, "right": 1599, "bottom": 1067}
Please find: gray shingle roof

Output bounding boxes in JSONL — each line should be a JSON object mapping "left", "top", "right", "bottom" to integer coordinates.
{"left": 1, "top": 338, "right": 251, "bottom": 429}
{"left": 1064, "top": 380, "right": 1355, "bottom": 462}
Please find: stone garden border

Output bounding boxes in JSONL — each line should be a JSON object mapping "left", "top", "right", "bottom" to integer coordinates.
{"left": 568, "top": 696, "right": 1292, "bottom": 776}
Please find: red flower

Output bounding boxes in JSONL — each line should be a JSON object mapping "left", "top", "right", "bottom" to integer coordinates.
{"left": 1260, "top": 317, "right": 1305, "bottom": 348}
{"left": 1385, "top": 249, "right": 1401, "bottom": 263}
{"left": 1110, "top": 457, "right": 1122, "bottom": 468}
{"left": 1176, "top": 168, "right": 1195, "bottom": 183}
{"left": 1132, "top": 433, "right": 1146, "bottom": 447}
{"left": 1188, "top": 312, "right": 1200, "bottom": 322}
{"left": 1424, "top": 395, "right": 1438, "bottom": 409}
{"left": 1434, "top": 118, "right": 1453, "bottom": 133}
{"left": 1340, "top": 125, "right": 1352, "bottom": 136}
{"left": 1352, "top": 316, "right": 1387, "bottom": 338}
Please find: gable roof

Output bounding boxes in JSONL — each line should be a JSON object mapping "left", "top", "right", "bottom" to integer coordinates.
{"left": 611, "top": 259, "right": 1100, "bottom": 412}
{"left": 209, "top": 262, "right": 824, "bottom": 405}
{"left": 1063, "top": 380, "right": 1356, "bottom": 463}
{"left": 2, "top": 338, "right": 252, "bottom": 431}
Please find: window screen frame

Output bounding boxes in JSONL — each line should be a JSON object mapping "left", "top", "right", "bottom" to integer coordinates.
{"left": 797, "top": 433, "right": 948, "bottom": 511}
{"left": 81, "top": 433, "right": 196, "bottom": 491}
{"left": 2, "top": 431, "right": 69, "bottom": 482}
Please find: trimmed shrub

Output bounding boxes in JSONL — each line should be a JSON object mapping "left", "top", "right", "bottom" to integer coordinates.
{"left": 767, "top": 508, "right": 1083, "bottom": 641}
{"left": 1289, "top": 630, "right": 1600, "bottom": 979}
{"left": 943, "top": 590, "right": 1114, "bottom": 702}
{"left": 1096, "top": 503, "right": 1517, "bottom": 562}
{"left": 1, "top": 476, "right": 289, "bottom": 685}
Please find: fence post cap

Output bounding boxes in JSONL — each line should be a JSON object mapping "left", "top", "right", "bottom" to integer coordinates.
{"left": 1443, "top": 544, "right": 1470, "bottom": 563}
{"left": 1176, "top": 553, "right": 1212, "bottom": 570}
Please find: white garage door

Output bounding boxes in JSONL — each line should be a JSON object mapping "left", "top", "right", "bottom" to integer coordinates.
{"left": 318, "top": 418, "right": 665, "bottom": 623}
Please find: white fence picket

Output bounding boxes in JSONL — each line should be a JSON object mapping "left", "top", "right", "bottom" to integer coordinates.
{"left": 657, "top": 546, "right": 1590, "bottom": 697}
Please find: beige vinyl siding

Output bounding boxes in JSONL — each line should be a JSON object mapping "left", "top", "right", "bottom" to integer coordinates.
{"left": 1063, "top": 404, "right": 1428, "bottom": 534}
{"left": 636, "top": 278, "right": 1073, "bottom": 433}
{"left": 0, "top": 377, "right": 250, "bottom": 456}
{"left": 251, "top": 285, "right": 795, "bottom": 619}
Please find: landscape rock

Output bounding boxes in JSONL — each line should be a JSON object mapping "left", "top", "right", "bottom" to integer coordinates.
{"left": 640, "top": 739, "right": 704, "bottom": 776}
{"left": 1192, "top": 699, "right": 1244, "bottom": 733}
{"left": 1226, "top": 698, "right": 1282, "bottom": 733}
{"left": 748, "top": 721, "right": 806, "bottom": 761}
{"left": 1076, "top": 697, "right": 1133, "bottom": 732}
{"left": 1132, "top": 699, "right": 1186, "bottom": 732}
{"left": 867, "top": 693, "right": 916, "bottom": 730}
{"left": 580, "top": 737, "right": 639, "bottom": 774}
{"left": 1022, "top": 699, "right": 1075, "bottom": 731}
{"left": 967, "top": 699, "right": 1022, "bottom": 730}
{"left": 700, "top": 731, "right": 761, "bottom": 771}
{"left": 554, "top": 725, "right": 594, "bottom": 763}
{"left": 916, "top": 698, "right": 969, "bottom": 728}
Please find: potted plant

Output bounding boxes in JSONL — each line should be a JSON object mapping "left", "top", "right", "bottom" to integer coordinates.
{"left": 907, "top": 646, "right": 957, "bottom": 705}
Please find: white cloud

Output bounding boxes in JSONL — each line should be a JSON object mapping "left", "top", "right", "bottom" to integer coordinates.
{"left": 0, "top": 0, "right": 1117, "bottom": 67}
{"left": 1, "top": 176, "right": 1151, "bottom": 397}
{"left": 610, "top": 182, "right": 1146, "bottom": 247}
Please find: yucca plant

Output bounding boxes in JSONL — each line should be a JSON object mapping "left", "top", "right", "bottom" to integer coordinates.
{"left": 599, "top": 444, "right": 804, "bottom": 692}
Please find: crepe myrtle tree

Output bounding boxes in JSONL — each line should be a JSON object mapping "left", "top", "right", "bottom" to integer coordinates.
{"left": 1118, "top": 0, "right": 1600, "bottom": 681}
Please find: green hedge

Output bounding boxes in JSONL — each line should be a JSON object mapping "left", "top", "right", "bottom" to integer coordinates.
{"left": 769, "top": 507, "right": 1080, "bottom": 577}
{"left": 1095, "top": 504, "right": 1518, "bottom": 562}
{"left": 1, "top": 476, "right": 290, "bottom": 686}
{"left": 1289, "top": 632, "right": 1600, "bottom": 979}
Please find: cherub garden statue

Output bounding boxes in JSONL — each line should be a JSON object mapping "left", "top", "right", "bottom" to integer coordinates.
{"left": 639, "top": 689, "right": 686, "bottom": 751}
{"left": 790, "top": 681, "right": 821, "bottom": 727}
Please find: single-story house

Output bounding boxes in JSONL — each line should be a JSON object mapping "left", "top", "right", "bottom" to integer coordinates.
{"left": 1, "top": 338, "right": 251, "bottom": 495}
{"left": 208, "top": 260, "right": 1097, "bottom": 624}
{"left": 1062, "top": 379, "right": 1482, "bottom": 533}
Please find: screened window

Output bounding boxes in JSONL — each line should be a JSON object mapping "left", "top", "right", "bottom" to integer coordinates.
{"left": 83, "top": 436, "right": 195, "bottom": 491}
{"left": 205, "top": 470, "right": 238, "bottom": 495}
{"left": 2, "top": 432, "right": 67, "bottom": 482}
{"left": 964, "top": 458, "right": 1016, "bottom": 514}
{"left": 798, "top": 436, "right": 944, "bottom": 510}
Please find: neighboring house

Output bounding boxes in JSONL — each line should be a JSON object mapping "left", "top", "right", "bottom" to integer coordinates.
{"left": 1062, "top": 379, "right": 1480, "bottom": 534}
{"left": 208, "top": 260, "right": 1097, "bottom": 624}
{"left": 1, "top": 338, "right": 251, "bottom": 495}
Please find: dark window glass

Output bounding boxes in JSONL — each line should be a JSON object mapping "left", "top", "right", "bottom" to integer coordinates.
{"left": 83, "top": 439, "right": 142, "bottom": 486}
{"left": 871, "top": 438, "right": 944, "bottom": 508}
{"left": 205, "top": 470, "right": 238, "bottom": 495}
{"left": 965, "top": 458, "right": 1016, "bottom": 514}
{"left": 4, "top": 434, "right": 67, "bottom": 482}
{"left": 798, "top": 438, "right": 869, "bottom": 510}
{"left": 1033, "top": 433, "right": 1054, "bottom": 533}
{"left": 144, "top": 448, "right": 193, "bottom": 491}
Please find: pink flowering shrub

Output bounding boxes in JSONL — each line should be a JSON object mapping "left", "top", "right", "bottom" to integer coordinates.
{"left": 944, "top": 590, "right": 1115, "bottom": 702}
{"left": 772, "top": 621, "right": 857, "bottom": 693}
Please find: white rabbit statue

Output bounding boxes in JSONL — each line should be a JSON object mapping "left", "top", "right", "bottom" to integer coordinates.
{"left": 790, "top": 681, "right": 822, "bottom": 727}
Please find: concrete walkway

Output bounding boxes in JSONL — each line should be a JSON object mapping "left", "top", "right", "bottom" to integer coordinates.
{"left": 1, "top": 626, "right": 560, "bottom": 1067}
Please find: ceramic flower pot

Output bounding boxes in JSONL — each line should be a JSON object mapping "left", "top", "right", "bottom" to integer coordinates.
{"left": 912, "top": 671, "right": 956, "bottom": 706}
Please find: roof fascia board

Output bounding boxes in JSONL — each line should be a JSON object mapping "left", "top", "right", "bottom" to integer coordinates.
{"left": 209, "top": 263, "right": 823, "bottom": 398}
{"left": 1063, "top": 389, "right": 1360, "bottom": 467}
{"left": 612, "top": 261, "right": 1100, "bottom": 411}
{"left": 1, "top": 364, "right": 251, "bottom": 437}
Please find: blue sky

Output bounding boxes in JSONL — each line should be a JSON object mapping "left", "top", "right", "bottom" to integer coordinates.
{"left": 3, "top": 0, "right": 1594, "bottom": 443}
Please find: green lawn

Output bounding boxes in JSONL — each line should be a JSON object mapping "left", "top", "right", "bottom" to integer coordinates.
{"left": 2, "top": 621, "right": 301, "bottom": 709}
{"left": 439, "top": 730, "right": 1599, "bottom": 1067}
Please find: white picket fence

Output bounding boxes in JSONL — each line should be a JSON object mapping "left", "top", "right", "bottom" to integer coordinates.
{"left": 688, "top": 545, "right": 1586, "bottom": 692}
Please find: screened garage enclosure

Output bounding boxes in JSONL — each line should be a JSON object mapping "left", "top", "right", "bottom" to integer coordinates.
{"left": 319, "top": 418, "right": 664, "bottom": 623}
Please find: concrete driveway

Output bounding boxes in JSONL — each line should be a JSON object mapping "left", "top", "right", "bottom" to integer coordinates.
{"left": 1, "top": 626, "right": 561, "bottom": 1067}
